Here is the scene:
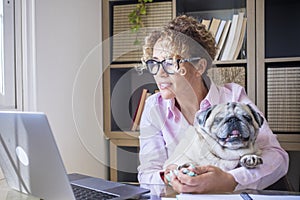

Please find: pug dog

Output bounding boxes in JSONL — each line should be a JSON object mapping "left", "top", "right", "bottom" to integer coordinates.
{"left": 163, "top": 102, "right": 264, "bottom": 174}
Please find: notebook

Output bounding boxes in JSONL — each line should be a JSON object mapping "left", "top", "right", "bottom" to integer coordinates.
{"left": 0, "top": 111, "right": 149, "bottom": 200}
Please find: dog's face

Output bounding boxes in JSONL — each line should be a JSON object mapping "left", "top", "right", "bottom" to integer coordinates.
{"left": 195, "top": 102, "right": 264, "bottom": 150}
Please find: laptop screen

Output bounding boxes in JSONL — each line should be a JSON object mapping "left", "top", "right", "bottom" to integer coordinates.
{"left": 0, "top": 111, "right": 75, "bottom": 199}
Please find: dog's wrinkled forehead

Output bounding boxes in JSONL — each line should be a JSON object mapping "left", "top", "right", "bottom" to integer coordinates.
{"left": 203, "top": 103, "right": 244, "bottom": 125}
{"left": 196, "top": 102, "right": 264, "bottom": 128}
{"left": 196, "top": 103, "right": 238, "bottom": 126}
{"left": 224, "top": 102, "right": 248, "bottom": 116}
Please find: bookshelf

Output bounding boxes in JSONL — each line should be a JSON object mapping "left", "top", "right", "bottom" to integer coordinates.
{"left": 256, "top": 0, "right": 300, "bottom": 151}
{"left": 102, "top": 0, "right": 300, "bottom": 183}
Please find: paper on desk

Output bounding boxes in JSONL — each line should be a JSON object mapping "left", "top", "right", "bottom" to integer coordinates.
{"left": 176, "top": 193, "right": 300, "bottom": 200}
{"left": 177, "top": 193, "right": 242, "bottom": 200}
{"left": 250, "top": 194, "right": 300, "bottom": 199}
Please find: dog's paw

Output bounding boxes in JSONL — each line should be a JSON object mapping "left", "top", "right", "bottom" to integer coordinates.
{"left": 177, "top": 163, "right": 197, "bottom": 177}
{"left": 240, "top": 154, "right": 263, "bottom": 169}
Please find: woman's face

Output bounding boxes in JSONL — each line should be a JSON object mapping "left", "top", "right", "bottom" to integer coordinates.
{"left": 152, "top": 41, "right": 199, "bottom": 100}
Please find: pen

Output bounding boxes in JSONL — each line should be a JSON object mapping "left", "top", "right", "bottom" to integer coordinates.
{"left": 240, "top": 192, "right": 253, "bottom": 200}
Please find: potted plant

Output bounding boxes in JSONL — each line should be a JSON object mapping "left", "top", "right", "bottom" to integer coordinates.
{"left": 128, "top": 0, "right": 153, "bottom": 44}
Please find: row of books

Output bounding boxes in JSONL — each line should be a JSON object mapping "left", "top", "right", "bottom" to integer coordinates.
{"left": 201, "top": 12, "right": 247, "bottom": 61}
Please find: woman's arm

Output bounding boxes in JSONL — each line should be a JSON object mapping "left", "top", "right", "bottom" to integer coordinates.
{"left": 137, "top": 97, "right": 168, "bottom": 184}
{"left": 228, "top": 120, "right": 289, "bottom": 190}
{"left": 226, "top": 83, "right": 289, "bottom": 190}
{"left": 138, "top": 128, "right": 167, "bottom": 184}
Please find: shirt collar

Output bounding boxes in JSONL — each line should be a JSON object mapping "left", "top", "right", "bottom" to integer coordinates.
{"left": 200, "top": 81, "right": 221, "bottom": 111}
{"left": 165, "top": 98, "right": 181, "bottom": 121}
{"left": 165, "top": 81, "right": 221, "bottom": 119}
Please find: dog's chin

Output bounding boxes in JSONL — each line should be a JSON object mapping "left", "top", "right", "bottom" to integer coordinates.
{"left": 216, "top": 129, "right": 250, "bottom": 149}
{"left": 218, "top": 140, "right": 249, "bottom": 150}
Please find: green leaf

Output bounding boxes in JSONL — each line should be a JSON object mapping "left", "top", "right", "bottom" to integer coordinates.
{"left": 140, "top": 7, "right": 146, "bottom": 15}
{"left": 128, "top": 0, "right": 153, "bottom": 43}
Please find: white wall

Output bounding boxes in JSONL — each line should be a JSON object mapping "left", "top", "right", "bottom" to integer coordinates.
{"left": 34, "top": 0, "right": 108, "bottom": 179}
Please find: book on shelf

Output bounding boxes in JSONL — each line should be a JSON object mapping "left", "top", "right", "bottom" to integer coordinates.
{"left": 131, "top": 88, "right": 148, "bottom": 131}
{"left": 227, "top": 12, "right": 245, "bottom": 60}
{"left": 214, "top": 20, "right": 231, "bottom": 61}
{"left": 208, "top": 18, "right": 221, "bottom": 38}
{"left": 201, "top": 19, "right": 211, "bottom": 30}
{"left": 220, "top": 14, "right": 239, "bottom": 61}
{"left": 214, "top": 19, "right": 226, "bottom": 45}
{"left": 233, "top": 17, "right": 247, "bottom": 60}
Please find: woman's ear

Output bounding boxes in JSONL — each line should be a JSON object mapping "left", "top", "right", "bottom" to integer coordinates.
{"left": 179, "top": 66, "right": 187, "bottom": 75}
{"left": 195, "top": 58, "right": 207, "bottom": 77}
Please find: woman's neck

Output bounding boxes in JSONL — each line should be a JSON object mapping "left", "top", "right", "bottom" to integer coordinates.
{"left": 177, "top": 100, "right": 199, "bottom": 125}
{"left": 175, "top": 82, "right": 208, "bottom": 125}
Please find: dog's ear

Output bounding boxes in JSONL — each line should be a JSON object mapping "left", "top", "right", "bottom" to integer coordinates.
{"left": 246, "top": 104, "right": 264, "bottom": 127}
{"left": 196, "top": 105, "right": 215, "bottom": 127}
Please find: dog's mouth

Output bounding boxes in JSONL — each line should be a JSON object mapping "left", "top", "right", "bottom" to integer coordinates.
{"left": 218, "top": 129, "right": 250, "bottom": 148}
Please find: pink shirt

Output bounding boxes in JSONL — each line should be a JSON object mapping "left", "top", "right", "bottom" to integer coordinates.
{"left": 138, "top": 82, "right": 289, "bottom": 191}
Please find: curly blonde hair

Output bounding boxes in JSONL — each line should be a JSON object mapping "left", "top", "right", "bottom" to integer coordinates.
{"left": 142, "top": 15, "right": 217, "bottom": 68}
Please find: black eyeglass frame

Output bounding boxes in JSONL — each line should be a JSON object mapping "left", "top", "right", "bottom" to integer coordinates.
{"left": 144, "top": 57, "right": 202, "bottom": 75}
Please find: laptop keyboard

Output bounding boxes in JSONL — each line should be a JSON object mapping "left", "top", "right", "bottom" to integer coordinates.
{"left": 71, "top": 184, "right": 119, "bottom": 200}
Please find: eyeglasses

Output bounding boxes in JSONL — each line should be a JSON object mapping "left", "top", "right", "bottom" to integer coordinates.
{"left": 144, "top": 57, "right": 201, "bottom": 75}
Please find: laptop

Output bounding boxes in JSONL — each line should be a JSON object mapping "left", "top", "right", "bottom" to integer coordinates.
{"left": 0, "top": 111, "right": 149, "bottom": 200}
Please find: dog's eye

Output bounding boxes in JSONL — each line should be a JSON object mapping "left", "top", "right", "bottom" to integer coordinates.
{"left": 243, "top": 114, "right": 252, "bottom": 122}
{"left": 214, "top": 117, "right": 222, "bottom": 124}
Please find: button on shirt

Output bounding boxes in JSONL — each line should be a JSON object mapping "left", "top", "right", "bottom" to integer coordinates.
{"left": 137, "top": 82, "right": 289, "bottom": 191}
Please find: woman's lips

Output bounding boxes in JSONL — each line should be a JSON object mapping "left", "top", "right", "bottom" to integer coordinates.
{"left": 159, "top": 83, "right": 171, "bottom": 89}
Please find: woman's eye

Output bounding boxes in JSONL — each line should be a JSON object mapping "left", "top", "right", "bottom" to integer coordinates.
{"left": 164, "top": 60, "right": 173, "bottom": 66}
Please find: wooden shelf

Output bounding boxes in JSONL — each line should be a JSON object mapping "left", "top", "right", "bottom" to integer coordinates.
{"left": 105, "top": 131, "right": 140, "bottom": 140}
{"left": 213, "top": 59, "right": 247, "bottom": 65}
{"left": 277, "top": 134, "right": 300, "bottom": 151}
{"left": 265, "top": 57, "right": 300, "bottom": 63}
{"left": 110, "top": 138, "right": 139, "bottom": 147}
{"left": 110, "top": 63, "right": 139, "bottom": 69}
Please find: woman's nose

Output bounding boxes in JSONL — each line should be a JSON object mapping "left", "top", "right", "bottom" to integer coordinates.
{"left": 156, "top": 64, "right": 168, "bottom": 77}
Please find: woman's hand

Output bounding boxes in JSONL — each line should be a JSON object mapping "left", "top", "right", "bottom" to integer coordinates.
{"left": 163, "top": 164, "right": 178, "bottom": 185}
{"left": 170, "top": 165, "right": 238, "bottom": 194}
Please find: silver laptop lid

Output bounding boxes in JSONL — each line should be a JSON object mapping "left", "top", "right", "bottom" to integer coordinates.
{"left": 0, "top": 111, "right": 75, "bottom": 200}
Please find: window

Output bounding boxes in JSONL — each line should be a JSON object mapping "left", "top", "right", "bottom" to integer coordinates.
{"left": 0, "top": 0, "right": 17, "bottom": 109}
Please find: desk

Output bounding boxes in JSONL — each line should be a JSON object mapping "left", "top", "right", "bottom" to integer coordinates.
{"left": 1, "top": 178, "right": 300, "bottom": 200}
{"left": 0, "top": 179, "right": 39, "bottom": 200}
{"left": 0, "top": 178, "right": 175, "bottom": 200}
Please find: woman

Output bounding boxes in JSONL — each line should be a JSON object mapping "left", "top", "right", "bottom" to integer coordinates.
{"left": 137, "top": 15, "right": 289, "bottom": 193}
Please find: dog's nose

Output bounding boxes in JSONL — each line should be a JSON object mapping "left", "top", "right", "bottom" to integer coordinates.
{"left": 227, "top": 117, "right": 239, "bottom": 123}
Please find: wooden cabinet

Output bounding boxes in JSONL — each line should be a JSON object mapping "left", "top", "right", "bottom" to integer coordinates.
{"left": 102, "top": 0, "right": 300, "bottom": 182}
{"left": 256, "top": 0, "right": 300, "bottom": 151}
